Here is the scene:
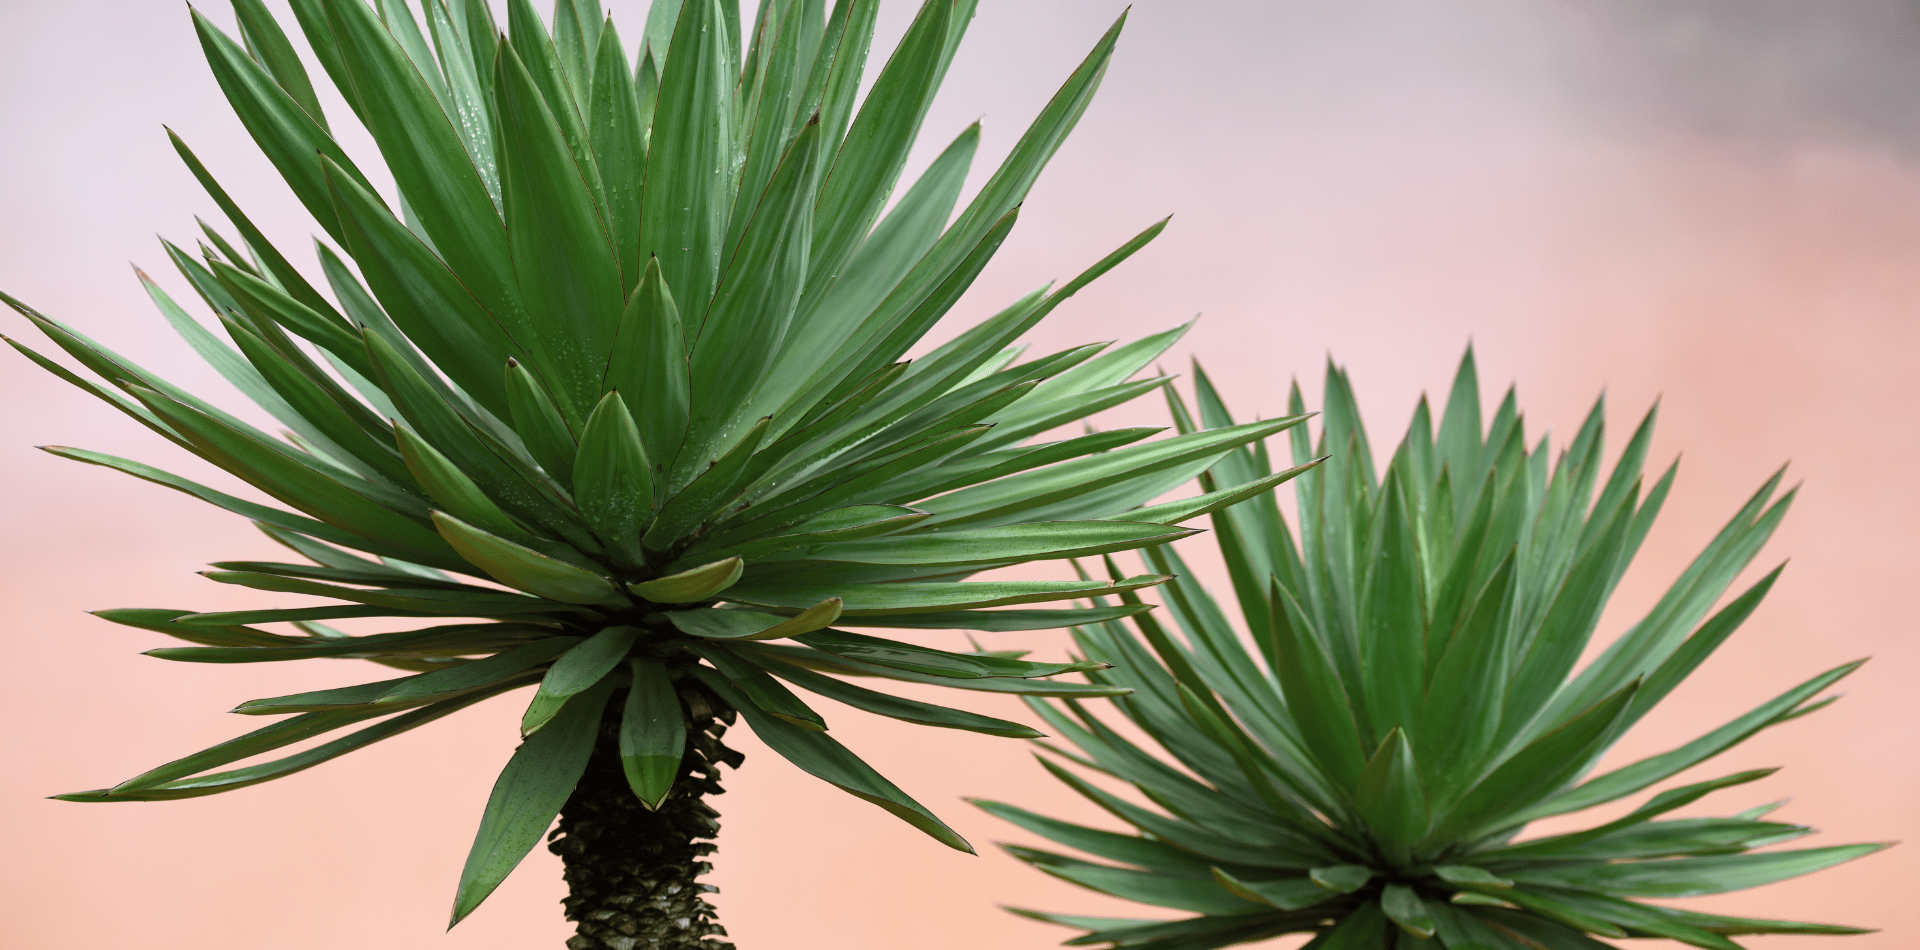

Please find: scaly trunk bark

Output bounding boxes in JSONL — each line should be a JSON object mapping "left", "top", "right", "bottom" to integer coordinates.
{"left": 549, "top": 680, "right": 742, "bottom": 950}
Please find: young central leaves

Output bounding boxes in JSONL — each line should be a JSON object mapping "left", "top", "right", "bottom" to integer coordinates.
{"left": 990, "top": 351, "right": 1883, "bottom": 950}
{"left": 8, "top": 0, "right": 1301, "bottom": 935}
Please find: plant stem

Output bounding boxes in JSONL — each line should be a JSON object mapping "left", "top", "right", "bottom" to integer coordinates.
{"left": 549, "top": 680, "right": 742, "bottom": 950}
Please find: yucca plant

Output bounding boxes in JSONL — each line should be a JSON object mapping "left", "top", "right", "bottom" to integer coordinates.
{"left": 1, "top": 0, "right": 1305, "bottom": 944}
{"left": 986, "top": 352, "right": 1883, "bottom": 950}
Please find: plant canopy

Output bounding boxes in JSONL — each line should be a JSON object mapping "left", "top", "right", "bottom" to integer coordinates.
{"left": 4, "top": 0, "right": 1302, "bottom": 927}
{"left": 989, "top": 352, "right": 1882, "bottom": 950}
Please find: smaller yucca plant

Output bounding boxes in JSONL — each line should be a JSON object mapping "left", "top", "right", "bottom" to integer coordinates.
{"left": 986, "top": 352, "right": 1884, "bottom": 950}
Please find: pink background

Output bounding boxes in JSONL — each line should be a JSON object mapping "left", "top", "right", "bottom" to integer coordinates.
{"left": 1, "top": 2, "right": 1914, "bottom": 947}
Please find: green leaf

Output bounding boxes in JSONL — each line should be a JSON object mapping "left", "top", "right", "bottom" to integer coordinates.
{"left": 796, "top": 629, "right": 1102, "bottom": 680}
{"left": 1618, "top": 566, "right": 1785, "bottom": 732}
{"left": 666, "top": 599, "right": 843, "bottom": 640}
{"left": 722, "top": 425, "right": 990, "bottom": 537}
{"left": 1382, "top": 883, "right": 1436, "bottom": 939}
{"left": 1435, "top": 865, "right": 1512, "bottom": 888}
{"left": 721, "top": 0, "right": 805, "bottom": 260}
{"left": 587, "top": 20, "right": 646, "bottom": 291}
{"left": 94, "top": 607, "right": 294, "bottom": 648}
{"left": 1528, "top": 816, "right": 1810, "bottom": 861}
{"left": 641, "top": 0, "right": 734, "bottom": 320}
{"left": 232, "top": 0, "right": 328, "bottom": 130}
{"left": 176, "top": 605, "right": 434, "bottom": 627}
{"left": 1466, "top": 888, "right": 1628, "bottom": 940}
{"left": 1475, "top": 905, "right": 1630, "bottom": 948}
{"left": 693, "top": 642, "right": 827, "bottom": 731}
{"left": 220, "top": 317, "right": 410, "bottom": 488}
{"left": 495, "top": 39, "right": 625, "bottom": 419}
{"left": 192, "top": 9, "right": 373, "bottom": 243}
{"left": 1508, "top": 844, "right": 1886, "bottom": 898}
{"left": 323, "top": 158, "right": 522, "bottom": 416}
{"left": 976, "top": 799, "right": 1217, "bottom": 875}
{"left": 145, "top": 621, "right": 548, "bottom": 663}
{"left": 1501, "top": 492, "right": 1638, "bottom": 739}
{"left": 1018, "top": 851, "right": 1264, "bottom": 916}
{"left": 424, "top": 0, "right": 499, "bottom": 200}
{"left": 128, "top": 387, "right": 457, "bottom": 563}
{"left": 769, "top": 123, "right": 975, "bottom": 422}
{"left": 604, "top": 257, "right": 689, "bottom": 469}
{"left": 1529, "top": 659, "right": 1860, "bottom": 820}
{"left": 505, "top": 0, "right": 597, "bottom": 182}
{"left": 622, "top": 657, "right": 686, "bottom": 809}
{"left": 791, "top": 521, "right": 1196, "bottom": 568}
{"left": 108, "top": 706, "right": 392, "bottom": 794}
{"left": 758, "top": 657, "right": 1043, "bottom": 738}
{"left": 1482, "top": 768, "right": 1777, "bottom": 860}
{"left": 572, "top": 391, "right": 654, "bottom": 566}
{"left": 641, "top": 0, "right": 687, "bottom": 66}
{"left": 433, "top": 512, "right": 627, "bottom": 607}
{"left": 1269, "top": 581, "right": 1368, "bottom": 791}
{"left": 1353, "top": 728, "right": 1429, "bottom": 866}
{"left": 1416, "top": 551, "right": 1516, "bottom": 808}
{"left": 504, "top": 359, "right": 581, "bottom": 484}
{"left": 378, "top": 0, "right": 452, "bottom": 107}
{"left": 682, "top": 119, "right": 822, "bottom": 469}
{"left": 1310, "top": 865, "right": 1373, "bottom": 894}
{"left": 549, "top": 0, "right": 602, "bottom": 105}
{"left": 683, "top": 504, "right": 930, "bottom": 562}
{"left": 1316, "top": 900, "right": 1388, "bottom": 949}
{"left": 803, "top": 0, "right": 952, "bottom": 308}
{"left": 451, "top": 675, "right": 615, "bottom": 926}
{"left": 1032, "top": 754, "right": 1327, "bottom": 870}
{"left": 839, "top": 604, "right": 1150, "bottom": 632}
{"left": 694, "top": 667, "right": 972, "bottom": 851}
{"left": 395, "top": 426, "right": 532, "bottom": 543}
{"left": 57, "top": 687, "right": 504, "bottom": 802}
{"left": 1558, "top": 471, "right": 1793, "bottom": 720}
{"left": 320, "top": 0, "right": 522, "bottom": 355}
{"left": 629, "top": 557, "right": 745, "bottom": 603}
{"left": 1644, "top": 906, "right": 1875, "bottom": 937}
{"left": 39, "top": 446, "right": 446, "bottom": 567}
{"left": 1100, "top": 462, "right": 1321, "bottom": 526}
{"left": 361, "top": 345, "right": 583, "bottom": 545}
{"left": 647, "top": 415, "right": 771, "bottom": 550}
{"left": 919, "top": 417, "right": 1306, "bottom": 528}
{"left": 198, "top": 570, "right": 556, "bottom": 617}
{"left": 167, "top": 132, "right": 339, "bottom": 320}
{"left": 228, "top": 674, "right": 411, "bottom": 716}
{"left": 375, "top": 638, "right": 582, "bottom": 707}
{"left": 747, "top": 642, "right": 1131, "bottom": 698}
{"left": 522, "top": 626, "right": 640, "bottom": 735}
{"left": 363, "top": 333, "right": 584, "bottom": 533}
{"left": 1209, "top": 869, "right": 1333, "bottom": 911}
{"left": 726, "top": 573, "right": 1171, "bottom": 616}
{"left": 211, "top": 259, "right": 365, "bottom": 374}
{"left": 1358, "top": 472, "right": 1426, "bottom": 740}
{"left": 1425, "top": 679, "right": 1638, "bottom": 844}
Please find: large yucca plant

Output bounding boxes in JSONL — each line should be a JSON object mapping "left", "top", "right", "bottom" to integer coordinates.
{"left": 2, "top": 0, "right": 1302, "bottom": 944}
{"left": 987, "top": 352, "right": 1883, "bottom": 950}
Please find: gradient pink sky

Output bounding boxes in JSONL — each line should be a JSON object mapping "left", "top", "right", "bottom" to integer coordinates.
{"left": 1, "top": 2, "right": 1915, "bottom": 948}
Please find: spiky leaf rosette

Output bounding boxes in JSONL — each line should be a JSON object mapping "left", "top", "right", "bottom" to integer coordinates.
{"left": 988, "top": 352, "right": 1884, "bottom": 950}
{"left": 3, "top": 0, "right": 1301, "bottom": 922}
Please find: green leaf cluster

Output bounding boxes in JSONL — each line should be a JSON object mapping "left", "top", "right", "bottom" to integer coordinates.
{"left": 7, "top": 0, "right": 1303, "bottom": 925}
{"left": 991, "top": 351, "right": 1883, "bottom": 950}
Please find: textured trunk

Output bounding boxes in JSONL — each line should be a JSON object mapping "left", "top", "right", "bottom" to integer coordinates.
{"left": 548, "top": 680, "right": 742, "bottom": 950}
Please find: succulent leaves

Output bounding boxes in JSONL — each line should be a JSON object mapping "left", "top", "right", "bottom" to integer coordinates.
{"left": 7, "top": 0, "right": 1303, "bottom": 925}
{"left": 994, "top": 352, "right": 1882, "bottom": 949}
